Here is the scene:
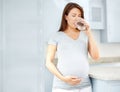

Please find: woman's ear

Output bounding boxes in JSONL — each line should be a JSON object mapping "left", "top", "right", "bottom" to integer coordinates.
{"left": 65, "top": 15, "right": 68, "bottom": 21}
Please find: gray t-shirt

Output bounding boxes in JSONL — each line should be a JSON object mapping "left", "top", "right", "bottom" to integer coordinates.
{"left": 48, "top": 31, "right": 91, "bottom": 89}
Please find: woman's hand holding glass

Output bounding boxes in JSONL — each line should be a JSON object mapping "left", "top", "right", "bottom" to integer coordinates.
{"left": 75, "top": 18, "right": 92, "bottom": 36}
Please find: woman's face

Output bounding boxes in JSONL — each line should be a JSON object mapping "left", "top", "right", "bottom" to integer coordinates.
{"left": 65, "top": 8, "right": 82, "bottom": 29}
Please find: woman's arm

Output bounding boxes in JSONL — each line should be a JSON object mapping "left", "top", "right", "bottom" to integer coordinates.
{"left": 81, "top": 18, "right": 100, "bottom": 60}
{"left": 87, "top": 30, "right": 100, "bottom": 60}
{"left": 46, "top": 45, "right": 64, "bottom": 80}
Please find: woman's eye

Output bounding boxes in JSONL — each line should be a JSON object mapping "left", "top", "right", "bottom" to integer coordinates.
{"left": 72, "top": 15, "right": 76, "bottom": 17}
{"left": 78, "top": 15, "right": 81, "bottom": 17}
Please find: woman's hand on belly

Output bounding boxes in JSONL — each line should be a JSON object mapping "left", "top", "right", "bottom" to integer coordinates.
{"left": 62, "top": 76, "right": 82, "bottom": 86}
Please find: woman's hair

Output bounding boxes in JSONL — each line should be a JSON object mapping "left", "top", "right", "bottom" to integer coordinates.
{"left": 58, "top": 2, "right": 84, "bottom": 32}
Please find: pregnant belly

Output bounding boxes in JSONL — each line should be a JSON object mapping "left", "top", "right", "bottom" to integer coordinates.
{"left": 57, "top": 60, "right": 89, "bottom": 78}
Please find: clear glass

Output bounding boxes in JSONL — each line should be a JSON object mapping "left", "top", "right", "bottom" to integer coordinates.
{"left": 75, "top": 18, "right": 87, "bottom": 31}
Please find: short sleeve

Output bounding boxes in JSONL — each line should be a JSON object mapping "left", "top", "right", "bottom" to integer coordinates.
{"left": 47, "top": 32, "right": 58, "bottom": 45}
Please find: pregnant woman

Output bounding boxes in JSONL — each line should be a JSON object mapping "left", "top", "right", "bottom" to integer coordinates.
{"left": 46, "top": 2, "right": 99, "bottom": 92}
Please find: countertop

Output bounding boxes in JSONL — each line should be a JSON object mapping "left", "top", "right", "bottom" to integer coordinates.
{"left": 89, "top": 57, "right": 120, "bottom": 80}
{"left": 89, "top": 64, "right": 120, "bottom": 80}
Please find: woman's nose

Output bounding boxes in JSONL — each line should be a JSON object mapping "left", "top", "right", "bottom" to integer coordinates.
{"left": 75, "top": 17, "right": 81, "bottom": 21}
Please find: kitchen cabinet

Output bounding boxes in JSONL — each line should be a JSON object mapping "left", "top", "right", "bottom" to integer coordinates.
{"left": 91, "top": 78, "right": 120, "bottom": 92}
{"left": 89, "top": 0, "right": 105, "bottom": 29}
{"left": 89, "top": 62, "right": 120, "bottom": 92}
{"left": 101, "top": 0, "right": 120, "bottom": 42}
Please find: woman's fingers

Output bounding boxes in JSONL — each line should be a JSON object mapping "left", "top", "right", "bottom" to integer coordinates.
{"left": 71, "top": 78, "right": 82, "bottom": 85}
{"left": 71, "top": 76, "right": 79, "bottom": 79}
{"left": 63, "top": 76, "right": 83, "bottom": 85}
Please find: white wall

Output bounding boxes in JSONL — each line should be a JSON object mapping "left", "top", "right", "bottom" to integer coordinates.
{"left": 92, "top": 30, "right": 120, "bottom": 57}
{"left": 0, "top": 0, "right": 43, "bottom": 92}
{"left": 0, "top": 0, "right": 3, "bottom": 91}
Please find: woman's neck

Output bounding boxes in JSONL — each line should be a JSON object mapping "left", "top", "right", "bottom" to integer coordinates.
{"left": 64, "top": 26, "right": 80, "bottom": 33}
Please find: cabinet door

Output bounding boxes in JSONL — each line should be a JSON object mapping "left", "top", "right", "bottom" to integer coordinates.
{"left": 89, "top": 0, "right": 105, "bottom": 29}
{"left": 106, "top": 0, "right": 120, "bottom": 42}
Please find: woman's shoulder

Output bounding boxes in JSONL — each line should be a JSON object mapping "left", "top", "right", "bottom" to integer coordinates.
{"left": 55, "top": 31, "right": 63, "bottom": 35}
{"left": 47, "top": 31, "right": 63, "bottom": 45}
{"left": 48, "top": 31, "right": 63, "bottom": 40}
{"left": 52, "top": 31, "right": 64, "bottom": 37}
